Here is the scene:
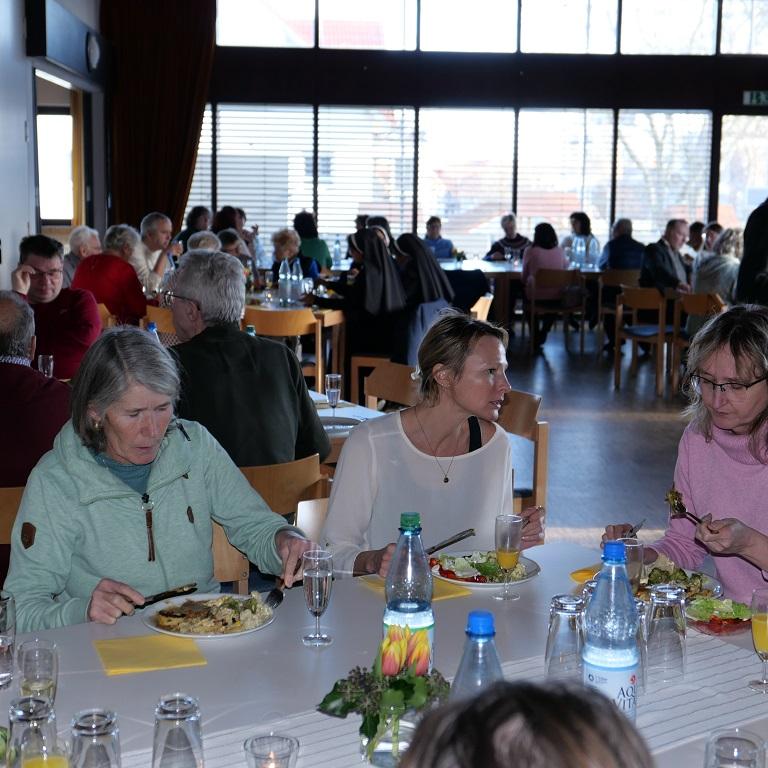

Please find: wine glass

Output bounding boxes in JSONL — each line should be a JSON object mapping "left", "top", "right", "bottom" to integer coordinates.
{"left": 493, "top": 514, "right": 523, "bottom": 601}
{"left": 17, "top": 639, "right": 58, "bottom": 703}
{"left": 302, "top": 550, "right": 333, "bottom": 647}
{"left": 325, "top": 374, "right": 342, "bottom": 419}
{"left": 750, "top": 588, "right": 768, "bottom": 692}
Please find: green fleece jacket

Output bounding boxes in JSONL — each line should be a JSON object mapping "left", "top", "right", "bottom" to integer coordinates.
{"left": 5, "top": 420, "right": 296, "bottom": 632}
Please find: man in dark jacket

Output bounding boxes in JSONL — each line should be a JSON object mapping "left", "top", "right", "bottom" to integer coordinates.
{"left": 170, "top": 250, "right": 330, "bottom": 467}
{"left": 598, "top": 219, "right": 645, "bottom": 270}
{"left": 736, "top": 197, "right": 768, "bottom": 304}
{"left": 640, "top": 219, "right": 691, "bottom": 295}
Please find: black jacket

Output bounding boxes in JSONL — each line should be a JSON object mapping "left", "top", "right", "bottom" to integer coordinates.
{"left": 639, "top": 239, "right": 689, "bottom": 293}
{"left": 736, "top": 198, "right": 768, "bottom": 304}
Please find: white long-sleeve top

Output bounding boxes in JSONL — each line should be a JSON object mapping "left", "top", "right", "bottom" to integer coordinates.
{"left": 321, "top": 411, "right": 514, "bottom": 576}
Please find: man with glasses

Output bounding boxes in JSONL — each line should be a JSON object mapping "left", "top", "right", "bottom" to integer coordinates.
{"left": 11, "top": 234, "right": 100, "bottom": 378}
{"left": 169, "top": 250, "right": 330, "bottom": 467}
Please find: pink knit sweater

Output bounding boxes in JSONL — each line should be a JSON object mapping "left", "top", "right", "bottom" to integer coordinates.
{"left": 654, "top": 422, "right": 768, "bottom": 604}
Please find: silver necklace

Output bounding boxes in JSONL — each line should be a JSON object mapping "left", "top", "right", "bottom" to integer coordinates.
{"left": 412, "top": 408, "right": 461, "bottom": 484}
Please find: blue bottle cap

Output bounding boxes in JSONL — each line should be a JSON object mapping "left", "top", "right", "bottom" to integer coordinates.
{"left": 602, "top": 540, "right": 626, "bottom": 563}
{"left": 400, "top": 513, "right": 421, "bottom": 530}
{"left": 466, "top": 610, "right": 495, "bottom": 637}
{"left": 147, "top": 322, "right": 157, "bottom": 332}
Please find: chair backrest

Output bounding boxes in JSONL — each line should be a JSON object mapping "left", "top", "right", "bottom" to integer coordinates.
{"left": 242, "top": 307, "right": 318, "bottom": 337}
{"left": 239, "top": 454, "right": 327, "bottom": 520}
{"left": 364, "top": 361, "right": 420, "bottom": 410}
{"left": 532, "top": 268, "right": 582, "bottom": 290}
{"left": 97, "top": 303, "right": 116, "bottom": 330}
{"left": 0, "top": 487, "right": 23, "bottom": 545}
{"left": 617, "top": 286, "right": 666, "bottom": 313}
{"left": 600, "top": 269, "right": 641, "bottom": 289}
{"left": 470, "top": 294, "right": 493, "bottom": 321}
{"left": 144, "top": 305, "right": 175, "bottom": 333}
{"left": 678, "top": 291, "right": 726, "bottom": 318}
{"left": 296, "top": 497, "right": 329, "bottom": 543}
{"left": 211, "top": 522, "right": 249, "bottom": 594}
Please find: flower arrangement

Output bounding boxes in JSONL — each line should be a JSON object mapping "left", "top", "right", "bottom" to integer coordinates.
{"left": 318, "top": 626, "right": 449, "bottom": 761}
{"left": 450, "top": 247, "right": 466, "bottom": 261}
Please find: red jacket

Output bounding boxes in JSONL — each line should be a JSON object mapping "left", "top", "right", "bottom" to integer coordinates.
{"left": 72, "top": 252, "right": 146, "bottom": 325}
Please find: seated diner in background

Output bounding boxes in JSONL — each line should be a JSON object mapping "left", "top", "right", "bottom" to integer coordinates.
{"left": 134, "top": 212, "right": 181, "bottom": 293}
{"left": 4, "top": 326, "right": 312, "bottom": 632}
{"left": 174, "top": 205, "right": 211, "bottom": 253}
{"left": 293, "top": 210, "right": 331, "bottom": 271}
{"left": 320, "top": 310, "right": 544, "bottom": 577}
{"left": 422, "top": 215, "right": 454, "bottom": 261}
{"left": 11, "top": 234, "right": 101, "bottom": 379}
{"left": 270, "top": 228, "right": 319, "bottom": 284}
{"left": 485, "top": 213, "right": 531, "bottom": 261}
{"left": 560, "top": 211, "right": 600, "bottom": 266}
{"left": 603, "top": 306, "right": 768, "bottom": 604}
{"left": 63, "top": 225, "right": 101, "bottom": 288}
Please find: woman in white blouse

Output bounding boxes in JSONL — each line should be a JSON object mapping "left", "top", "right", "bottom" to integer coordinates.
{"left": 321, "top": 310, "right": 545, "bottom": 576}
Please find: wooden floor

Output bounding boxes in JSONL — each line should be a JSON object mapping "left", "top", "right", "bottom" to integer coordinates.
{"left": 505, "top": 325, "right": 684, "bottom": 548}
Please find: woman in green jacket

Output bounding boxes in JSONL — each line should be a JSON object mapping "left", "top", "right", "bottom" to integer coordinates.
{"left": 5, "top": 327, "right": 311, "bottom": 632}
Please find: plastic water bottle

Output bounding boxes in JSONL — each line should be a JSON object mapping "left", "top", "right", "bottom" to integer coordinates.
{"left": 571, "top": 235, "right": 586, "bottom": 267}
{"left": 290, "top": 259, "right": 302, "bottom": 303}
{"left": 383, "top": 513, "right": 434, "bottom": 673}
{"left": 582, "top": 540, "right": 639, "bottom": 720}
{"left": 450, "top": 611, "right": 503, "bottom": 701}
{"left": 333, "top": 236, "right": 342, "bottom": 267}
{"left": 245, "top": 324, "right": 256, "bottom": 337}
{"left": 278, "top": 258, "right": 291, "bottom": 305}
{"left": 146, "top": 322, "right": 161, "bottom": 344}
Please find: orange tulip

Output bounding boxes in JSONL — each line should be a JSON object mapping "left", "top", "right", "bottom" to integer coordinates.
{"left": 380, "top": 625, "right": 409, "bottom": 676}
{"left": 406, "top": 629, "right": 431, "bottom": 676}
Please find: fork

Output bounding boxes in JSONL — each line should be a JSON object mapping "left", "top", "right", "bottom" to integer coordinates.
{"left": 264, "top": 578, "right": 285, "bottom": 610}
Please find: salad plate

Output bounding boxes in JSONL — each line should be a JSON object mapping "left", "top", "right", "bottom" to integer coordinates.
{"left": 430, "top": 551, "right": 541, "bottom": 590}
{"left": 685, "top": 596, "right": 751, "bottom": 635}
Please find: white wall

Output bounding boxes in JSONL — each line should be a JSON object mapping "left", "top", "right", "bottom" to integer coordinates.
{"left": 0, "top": 0, "right": 100, "bottom": 289}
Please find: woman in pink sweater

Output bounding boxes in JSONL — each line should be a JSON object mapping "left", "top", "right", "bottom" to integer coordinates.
{"left": 605, "top": 306, "right": 768, "bottom": 603}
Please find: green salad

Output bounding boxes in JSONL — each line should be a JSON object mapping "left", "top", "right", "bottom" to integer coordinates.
{"left": 687, "top": 597, "right": 751, "bottom": 622}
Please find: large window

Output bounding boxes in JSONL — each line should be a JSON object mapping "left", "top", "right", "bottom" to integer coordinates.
{"left": 186, "top": 106, "right": 213, "bottom": 213}
{"left": 420, "top": 0, "right": 517, "bottom": 53}
{"left": 520, "top": 0, "right": 617, "bottom": 54}
{"left": 37, "top": 113, "right": 73, "bottom": 222}
{"left": 719, "top": 115, "right": 768, "bottom": 228}
{"left": 216, "top": 0, "right": 315, "bottom": 47}
{"left": 516, "top": 109, "right": 614, "bottom": 243}
{"left": 620, "top": 0, "right": 717, "bottom": 55}
{"left": 615, "top": 111, "right": 712, "bottom": 243}
{"left": 721, "top": 0, "right": 768, "bottom": 54}
{"left": 216, "top": 105, "right": 314, "bottom": 240}
{"left": 319, "top": 0, "right": 416, "bottom": 50}
{"left": 317, "top": 107, "right": 415, "bottom": 240}
{"left": 417, "top": 109, "right": 515, "bottom": 256}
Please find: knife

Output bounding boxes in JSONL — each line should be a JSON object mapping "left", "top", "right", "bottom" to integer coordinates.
{"left": 426, "top": 528, "right": 476, "bottom": 556}
{"left": 141, "top": 583, "right": 197, "bottom": 608}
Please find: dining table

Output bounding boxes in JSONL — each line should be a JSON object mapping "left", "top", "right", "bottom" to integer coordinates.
{"left": 3, "top": 541, "right": 766, "bottom": 767}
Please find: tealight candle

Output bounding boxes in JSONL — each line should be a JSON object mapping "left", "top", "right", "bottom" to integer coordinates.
{"left": 243, "top": 734, "right": 299, "bottom": 768}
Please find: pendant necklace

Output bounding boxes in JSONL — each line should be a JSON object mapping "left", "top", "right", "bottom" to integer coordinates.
{"left": 413, "top": 408, "right": 461, "bottom": 484}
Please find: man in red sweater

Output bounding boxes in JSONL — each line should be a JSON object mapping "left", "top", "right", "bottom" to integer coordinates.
{"left": 72, "top": 224, "right": 147, "bottom": 324}
{"left": 11, "top": 235, "right": 101, "bottom": 379}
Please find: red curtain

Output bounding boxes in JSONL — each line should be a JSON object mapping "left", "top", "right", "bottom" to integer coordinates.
{"left": 100, "top": 0, "right": 215, "bottom": 230}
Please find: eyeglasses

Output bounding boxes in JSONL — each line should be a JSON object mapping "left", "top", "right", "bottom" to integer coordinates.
{"left": 158, "top": 291, "right": 199, "bottom": 310}
{"left": 29, "top": 268, "right": 63, "bottom": 280}
{"left": 691, "top": 373, "right": 768, "bottom": 397}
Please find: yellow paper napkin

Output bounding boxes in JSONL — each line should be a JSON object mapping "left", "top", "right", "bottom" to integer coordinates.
{"left": 94, "top": 635, "right": 207, "bottom": 676}
{"left": 569, "top": 564, "right": 602, "bottom": 583}
{"left": 359, "top": 575, "right": 472, "bottom": 601}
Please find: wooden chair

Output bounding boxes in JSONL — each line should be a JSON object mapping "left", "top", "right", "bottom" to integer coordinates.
{"left": 0, "top": 487, "right": 23, "bottom": 545}
{"left": 212, "top": 523, "right": 250, "bottom": 594}
{"left": 364, "top": 361, "right": 420, "bottom": 410}
{"left": 671, "top": 292, "right": 726, "bottom": 393}
{"left": 470, "top": 294, "right": 494, "bottom": 322}
{"left": 97, "top": 303, "right": 117, "bottom": 330}
{"left": 594, "top": 269, "right": 640, "bottom": 356}
{"left": 351, "top": 354, "right": 388, "bottom": 404}
{"left": 296, "top": 497, "right": 330, "bottom": 543}
{"left": 614, "top": 287, "right": 673, "bottom": 398}
{"left": 242, "top": 306, "right": 324, "bottom": 392}
{"left": 496, "top": 390, "right": 549, "bottom": 514}
{"left": 142, "top": 305, "right": 175, "bottom": 333}
{"left": 526, "top": 269, "right": 586, "bottom": 354}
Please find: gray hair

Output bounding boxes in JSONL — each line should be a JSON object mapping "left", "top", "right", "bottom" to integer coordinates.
{"left": 0, "top": 290, "right": 35, "bottom": 357}
{"left": 171, "top": 250, "right": 245, "bottom": 326}
{"left": 712, "top": 228, "right": 739, "bottom": 258}
{"left": 68, "top": 226, "right": 99, "bottom": 256}
{"left": 501, "top": 213, "right": 517, "bottom": 227}
{"left": 71, "top": 326, "right": 180, "bottom": 453}
{"left": 612, "top": 218, "right": 633, "bottom": 237}
{"left": 682, "top": 305, "right": 768, "bottom": 459}
{"left": 104, "top": 224, "right": 141, "bottom": 254}
{"left": 140, "top": 212, "right": 171, "bottom": 237}
{"left": 187, "top": 231, "right": 221, "bottom": 251}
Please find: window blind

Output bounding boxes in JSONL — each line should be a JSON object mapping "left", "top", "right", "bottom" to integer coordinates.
{"left": 185, "top": 105, "right": 212, "bottom": 215}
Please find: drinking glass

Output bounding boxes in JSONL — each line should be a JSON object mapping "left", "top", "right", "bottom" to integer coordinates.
{"left": 581, "top": 579, "right": 598, "bottom": 604}
{"left": 37, "top": 355, "right": 54, "bottom": 378}
{"left": 619, "top": 537, "right": 644, "bottom": 595}
{"left": 301, "top": 277, "right": 315, "bottom": 298}
{"left": 8, "top": 697, "right": 57, "bottom": 768}
{"left": 545, "top": 595, "right": 584, "bottom": 680}
{"left": 18, "top": 640, "right": 57, "bottom": 703}
{"left": 0, "top": 591, "right": 16, "bottom": 689}
{"left": 302, "top": 550, "right": 333, "bottom": 646}
{"left": 704, "top": 728, "right": 765, "bottom": 768}
{"left": 502, "top": 246, "right": 512, "bottom": 262}
{"left": 634, "top": 597, "right": 648, "bottom": 694}
{"left": 20, "top": 743, "right": 69, "bottom": 768}
{"left": 152, "top": 694, "right": 203, "bottom": 768}
{"left": 750, "top": 587, "right": 768, "bottom": 692}
{"left": 325, "top": 374, "right": 342, "bottom": 419}
{"left": 243, "top": 734, "right": 299, "bottom": 768}
{"left": 493, "top": 514, "right": 523, "bottom": 601}
{"left": 70, "top": 709, "right": 120, "bottom": 768}
{"left": 646, "top": 584, "right": 686, "bottom": 687}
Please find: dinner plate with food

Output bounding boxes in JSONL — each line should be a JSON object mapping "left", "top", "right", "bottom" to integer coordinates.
{"left": 429, "top": 551, "right": 541, "bottom": 589}
{"left": 144, "top": 593, "right": 274, "bottom": 638}
{"left": 685, "top": 597, "right": 751, "bottom": 635}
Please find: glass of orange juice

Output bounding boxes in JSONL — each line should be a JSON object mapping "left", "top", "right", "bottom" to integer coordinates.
{"left": 750, "top": 588, "right": 768, "bottom": 693}
{"left": 493, "top": 514, "right": 523, "bottom": 601}
{"left": 21, "top": 744, "right": 69, "bottom": 767}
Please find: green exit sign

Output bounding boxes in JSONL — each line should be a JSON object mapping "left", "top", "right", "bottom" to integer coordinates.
{"left": 743, "top": 91, "right": 768, "bottom": 106}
